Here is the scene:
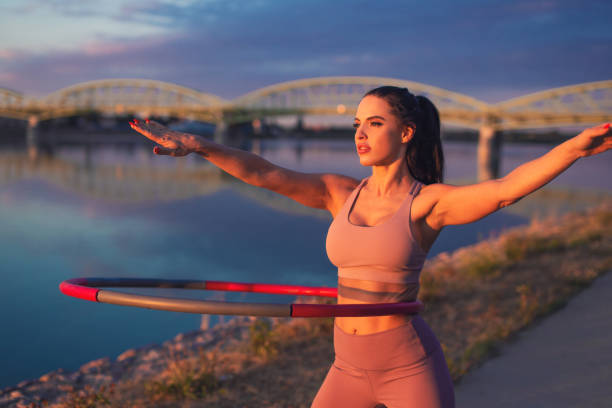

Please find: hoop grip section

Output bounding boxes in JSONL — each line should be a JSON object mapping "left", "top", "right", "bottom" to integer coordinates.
{"left": 59, "top": 278, "right": 99, "bottom": 302}
{"left": 291, "top": 301, "right": 423, "bottom": 317}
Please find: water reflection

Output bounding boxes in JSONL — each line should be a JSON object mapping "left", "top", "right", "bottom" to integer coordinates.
{"left": 0, "top": 129, "right": 610, "bottom": 388}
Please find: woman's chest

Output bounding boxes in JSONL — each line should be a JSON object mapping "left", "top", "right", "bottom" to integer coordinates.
{"left": 348, "top": 193, "right": 409, "bottom": 227}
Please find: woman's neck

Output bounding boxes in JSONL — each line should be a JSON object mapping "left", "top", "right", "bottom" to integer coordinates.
{"left": 369, "top": 160, "right": 415, "bottom": 197}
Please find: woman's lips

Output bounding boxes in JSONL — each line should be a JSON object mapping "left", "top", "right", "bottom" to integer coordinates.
{"left": 357, "top": 145, "right": 371, "bottom": 154}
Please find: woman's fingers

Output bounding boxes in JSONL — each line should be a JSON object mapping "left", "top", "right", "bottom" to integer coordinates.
{"left": 575, "top": 122, "right": 612, "bottom": 157}
{"left": 153, "top": 146, "right": 173, "bottom": 155}
{"left": 129, "top": 119, "right": 149, "bottom": 134}
{"left": 147, "top": 119, "right": 165, "bottom": 127}
{"left": 130, "top": 119, "right": 190, "bottom": 156}
{"left": 593, "top": 123, "right": 611, "bottom": 135}
{"left": 153, "top": 146, "right": 188, "bottom": 156}
{"left": 129, "top": 119, "right": 163, "bottom": 143}
{"left": 579, "top": 123, "right": 610, "bottom": 140}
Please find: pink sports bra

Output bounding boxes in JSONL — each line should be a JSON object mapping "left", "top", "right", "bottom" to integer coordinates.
{"left": 325, "top": 177, "right": 428, "bottom": 303}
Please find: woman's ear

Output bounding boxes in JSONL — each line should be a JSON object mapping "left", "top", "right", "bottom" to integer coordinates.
{"left": 401, "top": 125, "right": 415, "bottom": 144}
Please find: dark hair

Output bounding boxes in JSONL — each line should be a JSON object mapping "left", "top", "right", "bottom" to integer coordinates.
{"left": 363, "top": 86, "right": 444, "bottom": 184}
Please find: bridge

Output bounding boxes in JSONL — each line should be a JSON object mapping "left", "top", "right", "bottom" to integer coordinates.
{"left": 1, "top": 77, "right": 611, "bottom": 180}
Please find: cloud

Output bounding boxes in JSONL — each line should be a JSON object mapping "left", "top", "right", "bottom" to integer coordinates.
{"left": 0, "top": 0, "right": 610, "bottom": 102}
{"left": 0, "top": 49, "right": 23, "bottom": 61}
{"left": 0, "top": 72, "right": 17, "bottom": 83}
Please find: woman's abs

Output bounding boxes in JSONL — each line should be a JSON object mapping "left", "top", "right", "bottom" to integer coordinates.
{"left": 335, "top": 295, "right": 415, "bottom": 335}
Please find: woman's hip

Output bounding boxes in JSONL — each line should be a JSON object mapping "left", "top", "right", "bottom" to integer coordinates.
{"left": 333, "top": 315, "right": 443, "bottom": 370}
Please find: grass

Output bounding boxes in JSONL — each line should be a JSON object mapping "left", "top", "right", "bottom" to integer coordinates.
{"left": 144, "top": 347, "right": 219, "bottom": 401}
{"left": 248, "top": 318, "right": 280, "bottom": 359}
{"left": 62, "top": 384, "right": 116, "bottom": 408}
{"left": 462, "top": 252, "right": 504, "bottom": 279}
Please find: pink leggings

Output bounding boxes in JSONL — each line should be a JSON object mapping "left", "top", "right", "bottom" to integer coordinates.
{"left": 312, "top": 316, "right": 455, "bottom": 408}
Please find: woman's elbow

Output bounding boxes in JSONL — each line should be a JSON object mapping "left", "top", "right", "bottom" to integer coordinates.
{"left": 495, "top": 178, "right": 525, "bottom": 209}
{"left": 499, "top": 196, "right": 523, "bottom": 209}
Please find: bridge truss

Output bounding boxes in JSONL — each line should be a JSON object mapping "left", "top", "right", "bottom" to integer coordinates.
{"left": 1, "top": 77, "right": 610, "bottom": 130}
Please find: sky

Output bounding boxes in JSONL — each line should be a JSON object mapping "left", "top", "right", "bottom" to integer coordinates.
{"left": 0, "top": 0, "right": 611, "bottom": 103}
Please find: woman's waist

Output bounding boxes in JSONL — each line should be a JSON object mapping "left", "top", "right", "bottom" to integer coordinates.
{"left": 335, "top": 291, "right": 421, "bottom": 336}
{"left": 337, "top": 266, "right": 422, "bottom": 284}
{"left": 334, "top": 313, "right": 415, "bottom": 336}
{"left": 338, "top": 277, "right": 420, "bottom": 304}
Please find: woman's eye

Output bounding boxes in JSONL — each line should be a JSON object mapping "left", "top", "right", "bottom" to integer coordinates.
{"left": 352, "top": 123, "right": 359, "bottom": 129}
{"left": 370, "top": 121, "right": 382, "bottom": 127}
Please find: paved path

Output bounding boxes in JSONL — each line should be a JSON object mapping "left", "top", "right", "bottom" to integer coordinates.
{"left": 455, "top": 270, "right": 612, "bottom": 408}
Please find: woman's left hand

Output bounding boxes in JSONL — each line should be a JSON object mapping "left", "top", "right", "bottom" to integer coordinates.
{"left": 129, "top": 119, "right": 201, "bottom": 156}
{"left": 570, "top": 122, "right": 611, "bottom": 158}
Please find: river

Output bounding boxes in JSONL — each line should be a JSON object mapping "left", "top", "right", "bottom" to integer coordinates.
{"left": 0, "top": 132, "right": 610, "bottom": 388}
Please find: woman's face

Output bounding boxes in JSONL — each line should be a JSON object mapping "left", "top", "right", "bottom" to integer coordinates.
{"left": 353, "top": 95, "right": 412, "bottom": 167}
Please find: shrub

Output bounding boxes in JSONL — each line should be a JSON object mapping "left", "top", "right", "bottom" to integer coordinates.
{"left": 145, "top": 348, "right": 219, "bottom": 401}
{"left": 462, "top": 253, "right": 503, "bottom": 279}
{"left": 504, "top": 234, "right": 565, "bottom": 261}
{"left": 64, "top": 384, "right": 116, "bottom": 408}
{"left": 248, "top": 318, "right": 280, "bottom": 359}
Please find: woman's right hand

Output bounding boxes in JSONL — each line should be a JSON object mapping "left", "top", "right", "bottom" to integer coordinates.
{"left": 129, "top": 119, "right": 203, "bottom": 157}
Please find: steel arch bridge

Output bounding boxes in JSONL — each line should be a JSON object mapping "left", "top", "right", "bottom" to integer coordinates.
{"left": 0, "top": 79, "right": 228, "bottom": 123}
{"left": 229, "top": 76, "right": 492, "bottom": 127}
{"left": 2, "top": 76, "right": 611, "bottom": 181}
{"left": 491, "top": 80, "right": 612, "bottom": 129}
{"left": 2, "top": 77, "right": 611, "bottom": 130}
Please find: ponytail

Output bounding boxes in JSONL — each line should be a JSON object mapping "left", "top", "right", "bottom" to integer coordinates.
{"left": 409, "top": 95, "right": 444, "bottom": 184}
{"left": 364, "top": 86, "right": 444, "bottom": 184}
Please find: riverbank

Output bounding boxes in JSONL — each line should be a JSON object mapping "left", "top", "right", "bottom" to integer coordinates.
{"left": 1, "top": 203, "right": 610, "bottom": 407}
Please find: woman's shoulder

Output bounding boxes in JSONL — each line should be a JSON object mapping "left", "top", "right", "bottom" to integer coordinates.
{"left": 411, "top": 182, "right": 453, "bottom": 220}
{"left": 322, "top": 174, "right": 362, "bottom": 194}
{"left": 418, "top": 181, "right": 454, "bottom": 195}
{"left": 321, "top": 174, "right": 362, "bottom": 217}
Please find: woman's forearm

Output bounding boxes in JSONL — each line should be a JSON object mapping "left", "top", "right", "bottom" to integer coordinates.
{"left": 499, "top": 138, "right": 581, "bottom": 204}
{"left": 188, "top": 134, "right": 276, "bottom": 187}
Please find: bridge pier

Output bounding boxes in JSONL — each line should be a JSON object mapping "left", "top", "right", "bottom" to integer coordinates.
{"left": 214, "top": 120, "right": 228, "bottom": 145}
{"left": 26, "top": 115, "right": 40, "bottom": 160}
{"left": 477, "top": 123, "right": 502, "bottom": 181}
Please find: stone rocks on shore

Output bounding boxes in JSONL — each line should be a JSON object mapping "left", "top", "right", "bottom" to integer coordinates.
{"left": 0, "top": 316, "right": 261, "bottom": 407}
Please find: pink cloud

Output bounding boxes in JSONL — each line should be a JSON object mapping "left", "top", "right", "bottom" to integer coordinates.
{"left": 0, "top": 49, "right": 23, "bottom": 61}
{"left": 82, "top": 41, "right": 132, "bottom": 57}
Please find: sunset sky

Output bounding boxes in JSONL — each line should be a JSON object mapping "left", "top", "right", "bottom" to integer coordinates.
{"left": 1, "top": 0, "right": 610, "bottom": 102}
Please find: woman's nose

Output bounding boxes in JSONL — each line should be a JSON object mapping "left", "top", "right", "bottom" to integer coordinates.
{"left": 355, "top": 127, "right": 366, "bottom": 140}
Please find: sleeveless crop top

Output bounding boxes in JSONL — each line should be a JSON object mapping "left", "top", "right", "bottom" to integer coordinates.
{"left": 325, "top": 177, "right": 428, "bottom": 303}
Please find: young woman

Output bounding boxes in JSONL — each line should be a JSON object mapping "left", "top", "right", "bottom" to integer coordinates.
{"left": 129, "top": 86, "right": 611, "bottom": 408}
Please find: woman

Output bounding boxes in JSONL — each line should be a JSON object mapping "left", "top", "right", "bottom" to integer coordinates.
{"left": 129, "top": 86, "right": 611, "bottom": 408}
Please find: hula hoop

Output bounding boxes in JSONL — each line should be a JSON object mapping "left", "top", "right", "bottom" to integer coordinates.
{"left": 59, "top": 278, "right": 423, "bottom": 317}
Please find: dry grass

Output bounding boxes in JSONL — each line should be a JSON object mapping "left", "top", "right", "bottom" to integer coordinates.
{"left": 144, "top": 348, "right": 220, "bottom": 401}
{"left": 55, "top": 384, "right": 117, "bottom": 408}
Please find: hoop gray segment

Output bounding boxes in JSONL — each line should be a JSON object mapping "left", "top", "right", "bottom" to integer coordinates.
{"left": 97, "top": 289, "right": 292, "bottom": 316}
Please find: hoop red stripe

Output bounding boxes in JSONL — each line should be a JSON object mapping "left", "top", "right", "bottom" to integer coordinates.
{"left": 59, "top": 280, "right": 99, "bottom": 302}
{"left": 204, "top": 280, "right": 337, "bottom": 297}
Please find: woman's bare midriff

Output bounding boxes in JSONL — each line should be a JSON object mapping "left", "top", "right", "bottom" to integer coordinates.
{"left": 335, "top": 295, "right": 415, "bottom": 335}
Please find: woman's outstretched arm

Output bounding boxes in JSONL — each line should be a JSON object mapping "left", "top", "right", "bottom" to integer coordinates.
{"left": 424, "top": 123, "right": 611, "bottom": 229}
{"left": 128, "top": 119, "right": 358, "bottom": 213}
